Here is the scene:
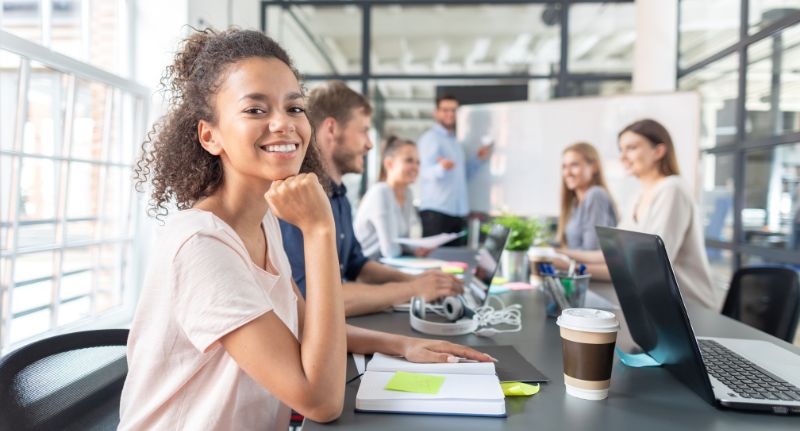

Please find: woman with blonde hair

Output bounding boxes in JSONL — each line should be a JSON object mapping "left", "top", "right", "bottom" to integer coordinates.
{"left": 556, "top": 142, "right": 617, "bottom": 250}
{"left": 560, "top": 119, "right": 718, "bottom": 309}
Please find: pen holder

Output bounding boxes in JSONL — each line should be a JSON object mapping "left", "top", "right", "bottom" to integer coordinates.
{"left": 542, "top": 272, "right": 591, "bottom": 317}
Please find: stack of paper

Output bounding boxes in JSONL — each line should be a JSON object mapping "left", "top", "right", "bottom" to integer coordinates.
{"left": 394, "top": 232, "right": 464, "bottom": 249}
{"left": 355, "top": 353, "right": 506, "bottom": 417}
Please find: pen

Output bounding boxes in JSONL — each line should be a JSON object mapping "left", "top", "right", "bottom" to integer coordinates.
{"left": 543, "top": 265, "right": 570, "bottom": 310}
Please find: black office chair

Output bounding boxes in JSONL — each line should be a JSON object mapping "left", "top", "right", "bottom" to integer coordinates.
{"left": 721, "top": 267, "right": 800, "bottom": 343}
{"left": 0, "top": 329, "right": 129, "bottom": 431}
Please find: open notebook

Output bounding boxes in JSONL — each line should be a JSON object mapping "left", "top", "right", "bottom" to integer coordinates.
{"left": 355, "top": 353, "right": 506, "bottom": 417}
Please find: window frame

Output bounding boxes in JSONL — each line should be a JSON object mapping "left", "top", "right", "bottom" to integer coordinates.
{"left": 0, "top": 29, "right": 149, "bottom": 354}
{"left": 677, "top": 1, "right": 800, "bottom": 272}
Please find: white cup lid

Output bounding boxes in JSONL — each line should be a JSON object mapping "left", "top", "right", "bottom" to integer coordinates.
{"left": 557, "top": 308, "right": 619, "bottom": 333}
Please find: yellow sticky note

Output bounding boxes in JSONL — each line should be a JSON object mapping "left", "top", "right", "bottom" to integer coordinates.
{"left": 441, "top": 266, "right": 464, "bottom": 274}
{"left": 492, "top": 276, "right": 508, "bottom": 285}
{"left": 384, "top": 371, "right": 445, "bottom": 395}
{"left": 500, "top": 382, "right": 540, "bottom": 397}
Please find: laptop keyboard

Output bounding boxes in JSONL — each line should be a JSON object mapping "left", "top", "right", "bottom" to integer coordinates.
{"left": 698, "top": 339, "right": 800, "bottom": 402}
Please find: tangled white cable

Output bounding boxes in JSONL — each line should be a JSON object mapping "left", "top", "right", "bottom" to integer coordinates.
{"left": 472, "top": 296, "right": 522, "bottom": 337}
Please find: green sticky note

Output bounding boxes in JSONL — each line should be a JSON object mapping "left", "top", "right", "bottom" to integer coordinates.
{"left": 384, "top": 371, "right": 445, "bottom": 395}
{"left": 500, "top": 382, "right": 540, "bottom": 397}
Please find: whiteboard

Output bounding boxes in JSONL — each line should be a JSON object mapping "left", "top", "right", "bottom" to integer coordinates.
{"left": 458, "top": 92, "right": 701, "bottom": 217}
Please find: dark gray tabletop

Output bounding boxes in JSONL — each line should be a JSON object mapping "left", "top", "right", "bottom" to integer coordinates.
{"left": 303, "top": 249, "right": 799, "bottom": 430}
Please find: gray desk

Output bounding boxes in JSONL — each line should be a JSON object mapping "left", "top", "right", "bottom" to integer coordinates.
{"left": 304, "top": 249, "right": 799, "bottom": 430}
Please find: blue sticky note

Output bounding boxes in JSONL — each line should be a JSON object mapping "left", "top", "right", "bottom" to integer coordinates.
{"left": 615, "top": 347, "right": 662, "bottom": 367}
{"left": 490, "top": 285, "right": 511, "bottom": 294}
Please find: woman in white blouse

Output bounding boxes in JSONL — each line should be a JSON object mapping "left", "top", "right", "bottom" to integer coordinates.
{"left": 560, "top": 119, "right": 718, "bottom": 309}
{"left": 355, "top": 136, "right": 427, "bottom": 258}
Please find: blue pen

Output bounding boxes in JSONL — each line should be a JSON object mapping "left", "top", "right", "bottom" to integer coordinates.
{"left": 578, "top": 264, "right": 586, "bottom": 276}
{"left": 543, "top": 265, "right": 570, "bottom": 309}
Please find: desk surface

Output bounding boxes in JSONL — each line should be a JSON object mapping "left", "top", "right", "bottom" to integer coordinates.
{"left": 304, "top": 249, "right": 799, "bottom": 430}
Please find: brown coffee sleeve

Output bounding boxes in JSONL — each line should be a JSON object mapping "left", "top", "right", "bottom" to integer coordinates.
{"left": 562, "top": 339, "right": 616, "bottom": 381}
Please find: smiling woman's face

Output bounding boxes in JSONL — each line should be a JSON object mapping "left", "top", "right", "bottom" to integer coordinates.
{"left": 618, "top": 130, "right": 664, "bottom": 178}
{"left": 202, "top": 56, "right": 312, "bottom": 182}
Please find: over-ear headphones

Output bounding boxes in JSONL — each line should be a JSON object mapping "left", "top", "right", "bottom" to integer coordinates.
{"left": 409, "top": 295, "right": 523, "bottom": 337}
{"left": 409, "top": 296, "right": 478, "bottom": 336}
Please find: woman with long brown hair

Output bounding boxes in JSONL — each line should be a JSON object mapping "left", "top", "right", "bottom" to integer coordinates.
{"left": 560, "top": 119, "right": 718, "bottom": 309}
{"left": 556, "top": 142, "right": 617, "bottom": 250}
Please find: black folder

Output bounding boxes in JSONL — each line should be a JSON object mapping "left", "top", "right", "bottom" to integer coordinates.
{"left": 475, "top": 345, "right": 549, "bottom": 383}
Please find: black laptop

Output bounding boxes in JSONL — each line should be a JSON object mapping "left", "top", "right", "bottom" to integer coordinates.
{"left": 393, "top": 224, "right": 510, "bottom": 312}
{"left": 596, "top": 226, "right": 800, "bottom": 415}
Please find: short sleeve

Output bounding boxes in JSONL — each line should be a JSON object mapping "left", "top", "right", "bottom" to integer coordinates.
{"left": 173, "top": 233, "right": 275, "bottom": 353}
{"left": 580, "top": 188, "right": 617, "bottom": 250}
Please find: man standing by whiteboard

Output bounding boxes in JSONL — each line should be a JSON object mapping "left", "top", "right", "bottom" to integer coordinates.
{"left": 418, "top": 94, "right": 491, "bottom": 244}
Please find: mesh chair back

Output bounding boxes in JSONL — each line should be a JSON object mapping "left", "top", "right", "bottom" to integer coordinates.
{"left": 722, "top": 267, "right": 800, "bottom": 342}
{"left": 0, "top": 329, "right": 129, "bottom": 431}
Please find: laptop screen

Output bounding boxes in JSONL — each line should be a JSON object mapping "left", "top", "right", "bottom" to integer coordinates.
{"left": 595, "top": 226, "right": 715, "bottom": 404}
{"left": 464, "top": 224, "right": 510, "bottom": 307}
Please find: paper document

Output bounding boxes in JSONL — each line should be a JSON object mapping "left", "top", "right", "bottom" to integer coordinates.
{"left": 379, "top": 257, "right": 447, "bottom": 270}
{"left": 395, "top": 232, "right": 464, "bottom": 249}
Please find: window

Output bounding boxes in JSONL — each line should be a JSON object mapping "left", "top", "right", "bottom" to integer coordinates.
{"left": 678, "top": 54, "right": 739, "bottom": 149}
{"left": 700, "top": 152, "right": 735, "bottom": 242}
{"left": 1, "top": 0, "right": 130, "bottom": 76}
{"left": 679, "top": 0, "right": 740, "bottom": 68}
{"left": 0, "top": 30, "right": 147, "bottom": 352}
{"left": 264, "top": 4, "right": 362, "bottom": 76}
{"left": 745, "top": 23, "right": 800, "bottom": 139}
{"left": 743, "top": 142, "right": 800, "bottom": 250}
{"left": 568, "top": 3, "right": 635, "bottom": 74}
{"left": 678, "top": 1, "right": 800, "bottom": 278}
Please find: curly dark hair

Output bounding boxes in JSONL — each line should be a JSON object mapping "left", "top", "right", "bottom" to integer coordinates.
{"left": 134, "top": 28, "right": 328, "bottom": 220}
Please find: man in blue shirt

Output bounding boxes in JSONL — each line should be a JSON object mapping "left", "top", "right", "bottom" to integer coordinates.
{"left": 418, "top": 95, "right": 491, "bottom": 244}
{"left": 279, "top": 81, "right": 463, "bottom": 316}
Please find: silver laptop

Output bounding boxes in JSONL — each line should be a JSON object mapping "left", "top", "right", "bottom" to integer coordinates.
{"left": 596, "top": 226, "right": 800, "bottom": 414}
{"left": 393, "top": 224, "right": 510, "bottom": 312}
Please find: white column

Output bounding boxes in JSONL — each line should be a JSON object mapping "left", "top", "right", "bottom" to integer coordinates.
{"left": 633, "top": 0, "right": 678, "bottom": 93}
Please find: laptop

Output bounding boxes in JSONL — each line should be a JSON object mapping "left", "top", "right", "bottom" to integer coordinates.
{"left": 393, "top": 224, "right": 510, "bottom": 312}
{"left": 596, "top": 226, "right": 800, "bottom": 414}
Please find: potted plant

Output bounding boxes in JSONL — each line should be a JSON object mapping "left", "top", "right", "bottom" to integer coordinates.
{"left": 489, "top": 214, "right": 543, "bottom": 282}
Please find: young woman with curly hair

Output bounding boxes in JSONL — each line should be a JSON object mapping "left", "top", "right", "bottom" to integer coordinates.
{"left": 119, "top": 28, "right": 493, "bottom": 430}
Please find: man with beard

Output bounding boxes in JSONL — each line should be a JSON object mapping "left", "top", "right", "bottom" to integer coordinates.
{"left": 418, "top": 95, "right": 491, "bottom": 244}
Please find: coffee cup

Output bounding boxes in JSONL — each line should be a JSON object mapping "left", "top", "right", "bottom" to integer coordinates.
{"left": 528, "top": 247, "right": 554, "bottom": 285}
{"left": 556, "top": 308, "right": 619, "bottom": 400}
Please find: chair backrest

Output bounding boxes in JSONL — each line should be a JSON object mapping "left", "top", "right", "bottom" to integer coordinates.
{"left": 0, "top": 329, "right": 129, "bottom": 431}
{"left": 722, "top": 267, "right": 800, "bottom": 342}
